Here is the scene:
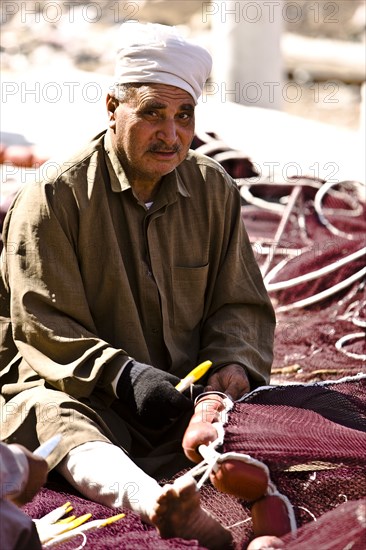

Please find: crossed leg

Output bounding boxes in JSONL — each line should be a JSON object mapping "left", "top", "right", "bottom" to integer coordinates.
{"left": 57, "top": 441, "right": 233, "bottom": 550}
{"left": 151, "top": 476, "right": 233, "bottom": 550}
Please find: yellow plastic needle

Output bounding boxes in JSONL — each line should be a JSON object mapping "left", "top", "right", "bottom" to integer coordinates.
{"left": 175, "top": 360, "right": 212, "bottom": 392}
{"left": 36, "top": 502, "right": 73, "bottom": 525}
{"left": 56, "top": 515, "right": 76, "bottom": 524}
{"left": 38, "top": 513, "right": 92, "bottom": 544}
{"left": 43, "top": 513, "right": 126, "bottom": 547}
{"left": 96, "top": 513, "right": 126, "bottom": 528}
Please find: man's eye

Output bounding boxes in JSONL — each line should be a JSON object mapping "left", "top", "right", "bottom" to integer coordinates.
{"left": 178, "top": 112, "right": 192, "bottom": 121}
{"left": 144, "top": 110, "right": 159, "bottom": 118}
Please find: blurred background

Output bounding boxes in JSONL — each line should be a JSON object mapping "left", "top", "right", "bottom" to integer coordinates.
{"left": 1, "top": 0, "right": 365, "bottom": 183}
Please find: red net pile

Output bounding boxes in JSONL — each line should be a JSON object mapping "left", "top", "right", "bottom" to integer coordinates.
{"left": 279, "top": 498, "right": 365, "bottom": 550}
{"left": 222, "top": 377, "right": 366, "bottom": 545}
{"left": 238, "top": 176, "right": 365, "bottom": 384}
{"left": 191, "top": 137, "right": 366, "bottom": 549}
{"left": 192, "top": 133, "right": 365, "bottom": 385}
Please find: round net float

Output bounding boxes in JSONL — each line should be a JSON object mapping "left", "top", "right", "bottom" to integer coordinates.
{"left": 209, "top": 456, "right": 269, "bottom": 501}
{"left": 0, "top": 144, "right": 7, "bottom": 164}
{"left": 3, "top": 145, "right": 35, "bottom": 168}
{"left": 251, "top": 494, "right": 296, "bottom": 538}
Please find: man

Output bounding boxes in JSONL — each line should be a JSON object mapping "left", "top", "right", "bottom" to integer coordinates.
{"left": 0, "top": 442, "right": 48, "bottom": 549}
{"left": 0, "top": 22, "right": 275, "bottom": 549}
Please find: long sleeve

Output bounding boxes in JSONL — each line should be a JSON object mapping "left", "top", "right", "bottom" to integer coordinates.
{"left": 1, "top": 159, "right": 130, "bottom": 401}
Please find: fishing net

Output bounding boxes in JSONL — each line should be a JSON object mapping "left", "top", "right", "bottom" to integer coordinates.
{"left": 240, "top": 178, "right": 365, "bottom": 309}
{"left": 191, "top": 135, "right": 366, "bottom": 548}
{"left": 23, "top": 375, "right": 366, "bottom": 549}
{"left": 225, "top": 377, "right": 366, "bottom": 527}
{"left": 6, "top": 132, "right": 366, "bottom": 549}
{"left": 279, "top": 498, "right": 366, "bottom": 550}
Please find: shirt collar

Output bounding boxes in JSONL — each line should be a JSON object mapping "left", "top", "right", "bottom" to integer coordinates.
{"left": 103, "top": 129, "right": 191, "bottom": 199}
{"left": 104, "top": 129, "right": 131, "bottom": 193}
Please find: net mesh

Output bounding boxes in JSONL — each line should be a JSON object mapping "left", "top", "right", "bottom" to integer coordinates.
{"left": 22, "top": 377, "right": 366, "bottom": 549}
{"left": 280, "top": 498, "right": 366, "bottom": 550}
{"left": 206, "top": 376, "right": 366, "bottom": 548}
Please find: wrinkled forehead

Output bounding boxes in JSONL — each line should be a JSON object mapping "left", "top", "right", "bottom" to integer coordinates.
{"left": 134, "top": 83, "right": 196, "bottom": 105}
{"left": 120, "top": 83, "right": 196, "bottom": 113}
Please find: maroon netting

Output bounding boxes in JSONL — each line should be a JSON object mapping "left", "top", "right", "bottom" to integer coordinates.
{"left": 218, "top": 377, "right": 366, "bottom": 548}
{"left": 225, "top": 377, "right": 366, "bottom": 467}
{"left": 238, "top": 176, "right": 365, "bottom": 385}
{"left": 241, "top": 182, "right": 365, "bottom": 307}
{"left": 22, "top": 377, "right": 366, "bottom": 549}
{"left": 272, "top": 288, "right": 365, "bottom": 383}
{"left": 24, "top": 482, "right": 207, "bottom": 549}
{"left": 23, "top": 471, "right": 251, "bottom": 549}
{"left": 280, "top": 499, "right": 366, "bottom": 550}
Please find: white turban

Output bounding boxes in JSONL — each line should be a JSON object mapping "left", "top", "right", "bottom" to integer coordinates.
{"left": 114, "top": 21, "right": 212, "bottom": 104}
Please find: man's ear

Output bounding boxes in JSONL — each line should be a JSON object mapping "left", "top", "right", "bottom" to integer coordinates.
{"left": 106, "top": 94, "right": 119, "bottom": 129}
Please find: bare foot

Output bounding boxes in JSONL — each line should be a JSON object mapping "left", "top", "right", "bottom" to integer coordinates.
{"left": 150, "top": 476, "right": 233, "bottom": 549}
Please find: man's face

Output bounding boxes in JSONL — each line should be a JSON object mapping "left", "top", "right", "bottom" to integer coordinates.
{"left": 107, "top": 83, "right": 196, "bottom": 187}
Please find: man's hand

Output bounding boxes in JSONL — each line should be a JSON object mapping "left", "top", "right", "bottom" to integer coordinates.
{"left": 205, "top": 363, "right": 250, "bottom": 401}
{"left": 117, "top": 360, "right": 194, "bottom": 427}
{"left": 10, "top": 445, "right": 48, "bottom": 506}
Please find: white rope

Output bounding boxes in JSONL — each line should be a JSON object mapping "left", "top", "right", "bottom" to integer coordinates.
{"left": 314, "top": 180, "right": 364, "bottom": 240}
{"left": 240, "top": 185, "right": 286, "bottom": 214}
{"left": 261, "top": 185, "right": 302, "bottom": 277}
{"left": 265, "top": 247, "right": 366, "bottom": 291}
{"left": 335, "top": 332, "right": 366, "bottom": 361}
{"left": 194, "top": 140, "right": 230, "bottom": 156}
{"left": 43, "top": 531, "right": 87, "bottom": 548}
{"left": 240, "top": 179, "right": 364, "bottom": 310}
{"left": 239, "top": 178, "right": 321, "bottom": 214}
{"left": 296, "top": 505, "right": 317, "bottom": 522}
{"left": 214, "top": 150, "right": 253, "bottom": 163}
{"left": 215, "top": 450, "right": 270, "bottom": 478}
{"left": 275, "top": 266, "right": 366, "bottom": 312}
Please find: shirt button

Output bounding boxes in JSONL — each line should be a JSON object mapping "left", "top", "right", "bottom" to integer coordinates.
{"left": 152, "top": 328, "right": 159, "bottom": 334}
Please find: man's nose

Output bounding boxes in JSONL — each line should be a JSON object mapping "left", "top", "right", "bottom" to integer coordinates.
{"left": 156, "top": 119, "right": 178, "bottom": 145}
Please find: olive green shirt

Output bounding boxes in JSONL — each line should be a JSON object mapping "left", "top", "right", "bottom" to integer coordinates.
{"left": 0, "top": 130, "right": 275, "bottom": 464}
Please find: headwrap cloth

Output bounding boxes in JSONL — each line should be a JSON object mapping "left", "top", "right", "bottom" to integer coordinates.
{"left": 114, "top": 21, "right": 212, "bottom": 104}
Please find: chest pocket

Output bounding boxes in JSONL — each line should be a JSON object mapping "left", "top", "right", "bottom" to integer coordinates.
{"left": 171, "top": 264, "right": 209, "bottom": 330}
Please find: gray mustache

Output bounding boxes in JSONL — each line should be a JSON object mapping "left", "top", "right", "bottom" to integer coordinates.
{"left": 149, "top": 143, "right": 181, "bottom": 153}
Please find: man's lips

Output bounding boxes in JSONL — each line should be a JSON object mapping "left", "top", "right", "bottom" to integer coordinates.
{"left": 149, "top": 150, "right": 179, "bottom": 159}
{"left": 148, "top": 144, "right": 181, "bottom": 156}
